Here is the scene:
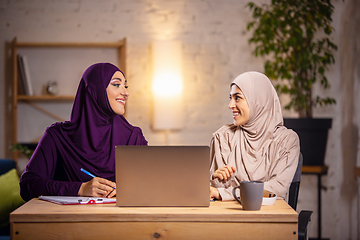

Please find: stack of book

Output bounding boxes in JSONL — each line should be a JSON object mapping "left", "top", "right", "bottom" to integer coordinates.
{"left": 17, "top": 54, "right": 34, "bottom": 96}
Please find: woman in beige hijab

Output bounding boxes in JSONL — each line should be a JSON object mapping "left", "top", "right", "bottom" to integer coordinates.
{"left": 210, "top": 71, "right": 300, "bottom": 201}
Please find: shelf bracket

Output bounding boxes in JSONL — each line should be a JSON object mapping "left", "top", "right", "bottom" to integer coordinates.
{"left": 25, "top": 101, "right": 66, "bottom": 122}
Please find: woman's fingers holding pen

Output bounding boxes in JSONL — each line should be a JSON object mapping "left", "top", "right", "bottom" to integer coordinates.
{"left": 78, "top": 177, "right": 116, "bottom": 197}
{"left": 106, "top": 188, "right": 116, "bottom": 198}
{"left": 97, "top": 178, "right": 116, "bottom": 190}
{"left": 94, "top": 178, "right": 116, "bottom": 197}
{"left": 97, "top": 178, "right": 116, "bottom": 198}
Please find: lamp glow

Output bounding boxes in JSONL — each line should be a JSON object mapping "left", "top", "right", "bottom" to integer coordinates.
{"left": 152, "top": 41, "right": 183, "bottom": 130}
{"left": 152, "top": 72, "right": 182, "bottom": 97}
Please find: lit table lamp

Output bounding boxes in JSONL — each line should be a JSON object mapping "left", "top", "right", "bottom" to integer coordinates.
{"left": 152, "top": 40, "right": 183, "bottom": 132}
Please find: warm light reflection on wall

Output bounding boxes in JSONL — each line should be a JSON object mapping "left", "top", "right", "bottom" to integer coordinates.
{"left": 152, "top": 40, "right": 183, "bottom": 130}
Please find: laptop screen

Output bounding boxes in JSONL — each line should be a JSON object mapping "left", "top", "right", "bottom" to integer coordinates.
{"left": 115, "top": 146, "right": 210, "bottom": 207}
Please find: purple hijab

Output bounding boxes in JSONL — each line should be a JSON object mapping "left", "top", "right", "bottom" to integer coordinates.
{"left": 20, "top": 63, "right": 147, "bottom": 201}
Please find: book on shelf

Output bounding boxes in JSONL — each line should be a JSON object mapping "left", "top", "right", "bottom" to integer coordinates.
{"left": 17, "top": 54, "right": 34, "bottom": 96}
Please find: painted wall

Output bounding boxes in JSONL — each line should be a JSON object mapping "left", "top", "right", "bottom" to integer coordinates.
{"left": 0, "top": 0, "right": 359, "bottom": 238}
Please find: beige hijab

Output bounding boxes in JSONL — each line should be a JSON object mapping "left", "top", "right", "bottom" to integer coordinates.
{"left": 210, "top": 72, "right": 300, "bottom": 200}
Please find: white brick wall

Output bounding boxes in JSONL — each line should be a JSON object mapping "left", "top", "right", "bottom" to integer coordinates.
{"left": 0, "top": 0, "right": 359, "bottom": 239}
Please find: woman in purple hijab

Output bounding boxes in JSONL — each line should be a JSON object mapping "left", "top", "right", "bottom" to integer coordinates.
{"left": 20, "top": 63, "right": 148, "bottom": 201}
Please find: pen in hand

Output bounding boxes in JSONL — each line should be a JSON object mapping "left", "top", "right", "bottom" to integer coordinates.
{"left": 80, "top": 168, "right": 116, "bottom": 189}
{"left": 80, "top": 168, "right": 97, "bottom": 178}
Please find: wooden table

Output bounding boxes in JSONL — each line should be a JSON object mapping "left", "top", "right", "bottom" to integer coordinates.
{"left": 10, "top": 198, "right": 298, "bottom": 240}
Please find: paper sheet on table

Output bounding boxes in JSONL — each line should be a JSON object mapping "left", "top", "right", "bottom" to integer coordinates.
{"left": 39, "top": 196, "right": 116, "bottom": 205}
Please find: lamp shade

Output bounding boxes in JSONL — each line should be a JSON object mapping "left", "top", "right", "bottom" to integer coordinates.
{"left": 152, "top": 40, "right": 183, "bottom": 130}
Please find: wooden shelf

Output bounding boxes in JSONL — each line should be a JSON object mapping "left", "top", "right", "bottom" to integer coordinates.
{"left": 302, "top": 165, "right": 328, "bottom": 174}
{"left": 11, "top": 37, "right": 126, "bottom": 162}
{"left": 17, "top": 95, "right": 75, "bottom": 101}
{"left": 16, "top": 40, "right": 126, "bottom": 48}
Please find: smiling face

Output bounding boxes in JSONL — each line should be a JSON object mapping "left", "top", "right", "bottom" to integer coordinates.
{"left": 106, "top": 71, "right": 129, "bottom": 115}
{"left": 228, "top": 84, "right": 250, "bottom": 126}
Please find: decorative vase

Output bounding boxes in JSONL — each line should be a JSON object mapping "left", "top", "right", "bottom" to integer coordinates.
{"left": 284, "top": 118, "right": 332, "bottom": 166}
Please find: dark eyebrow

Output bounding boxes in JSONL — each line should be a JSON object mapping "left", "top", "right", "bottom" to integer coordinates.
{"left": 230, "top": 92, "right": 243, "bottom": 97}
{"left": 111, "top": 78, "right": 127, "bottom": 84}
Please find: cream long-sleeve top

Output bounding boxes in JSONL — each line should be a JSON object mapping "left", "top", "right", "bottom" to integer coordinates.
{"left": 210, "top": 124, "right": 300, "bottom": 201}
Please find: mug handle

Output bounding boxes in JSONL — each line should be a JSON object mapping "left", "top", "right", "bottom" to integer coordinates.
{"left": 232, "top": 185, "right": 242, "bottom": 205}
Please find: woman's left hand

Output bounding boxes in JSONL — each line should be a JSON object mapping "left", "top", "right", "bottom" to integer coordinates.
{"left": 212, "top": 165, "right": 236, "bottom": 182}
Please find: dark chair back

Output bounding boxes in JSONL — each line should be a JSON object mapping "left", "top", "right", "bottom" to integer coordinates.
{"left": 0, "top": 159, "right": 16, "bottom": 237}
{"left": 0, "top": 159, "right": 16, "bottom": 175}
{"left": 287, "top": 153, "right": 313, "bottom": 240}
{"left": 288, "top": 153, "right": 303, "bottom": 210}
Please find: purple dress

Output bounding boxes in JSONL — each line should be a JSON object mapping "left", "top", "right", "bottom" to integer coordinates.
{"left": 20, "top": 63, "right": 147, "bottom": 201}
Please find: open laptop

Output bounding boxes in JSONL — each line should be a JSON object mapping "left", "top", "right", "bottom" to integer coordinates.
{"left": 115, "top": 146, "right": 210, "bottom": 207}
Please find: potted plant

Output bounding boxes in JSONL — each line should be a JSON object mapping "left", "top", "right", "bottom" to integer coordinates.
{"left": 10, "top": 144, "right": 34, "bottom": 159}
{"left": 246, "top": 0, "right": 337, "bottom": 166}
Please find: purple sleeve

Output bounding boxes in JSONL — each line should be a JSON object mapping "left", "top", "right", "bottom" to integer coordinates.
{"left": 19, "top": 132, "right": 82, "bottom": 201}
{"left": 129, "top": 127, "right": 148, "bottom": 146}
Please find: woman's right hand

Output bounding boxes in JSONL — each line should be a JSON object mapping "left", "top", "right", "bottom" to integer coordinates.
{"left": 212, "top": 165, "right": 236, "bottom": 182}
{"left": 78, "top": 177, "right": 116, "bottom": 198}
{"left": 210, "top": 186, "right": 222, "bottom": 200}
